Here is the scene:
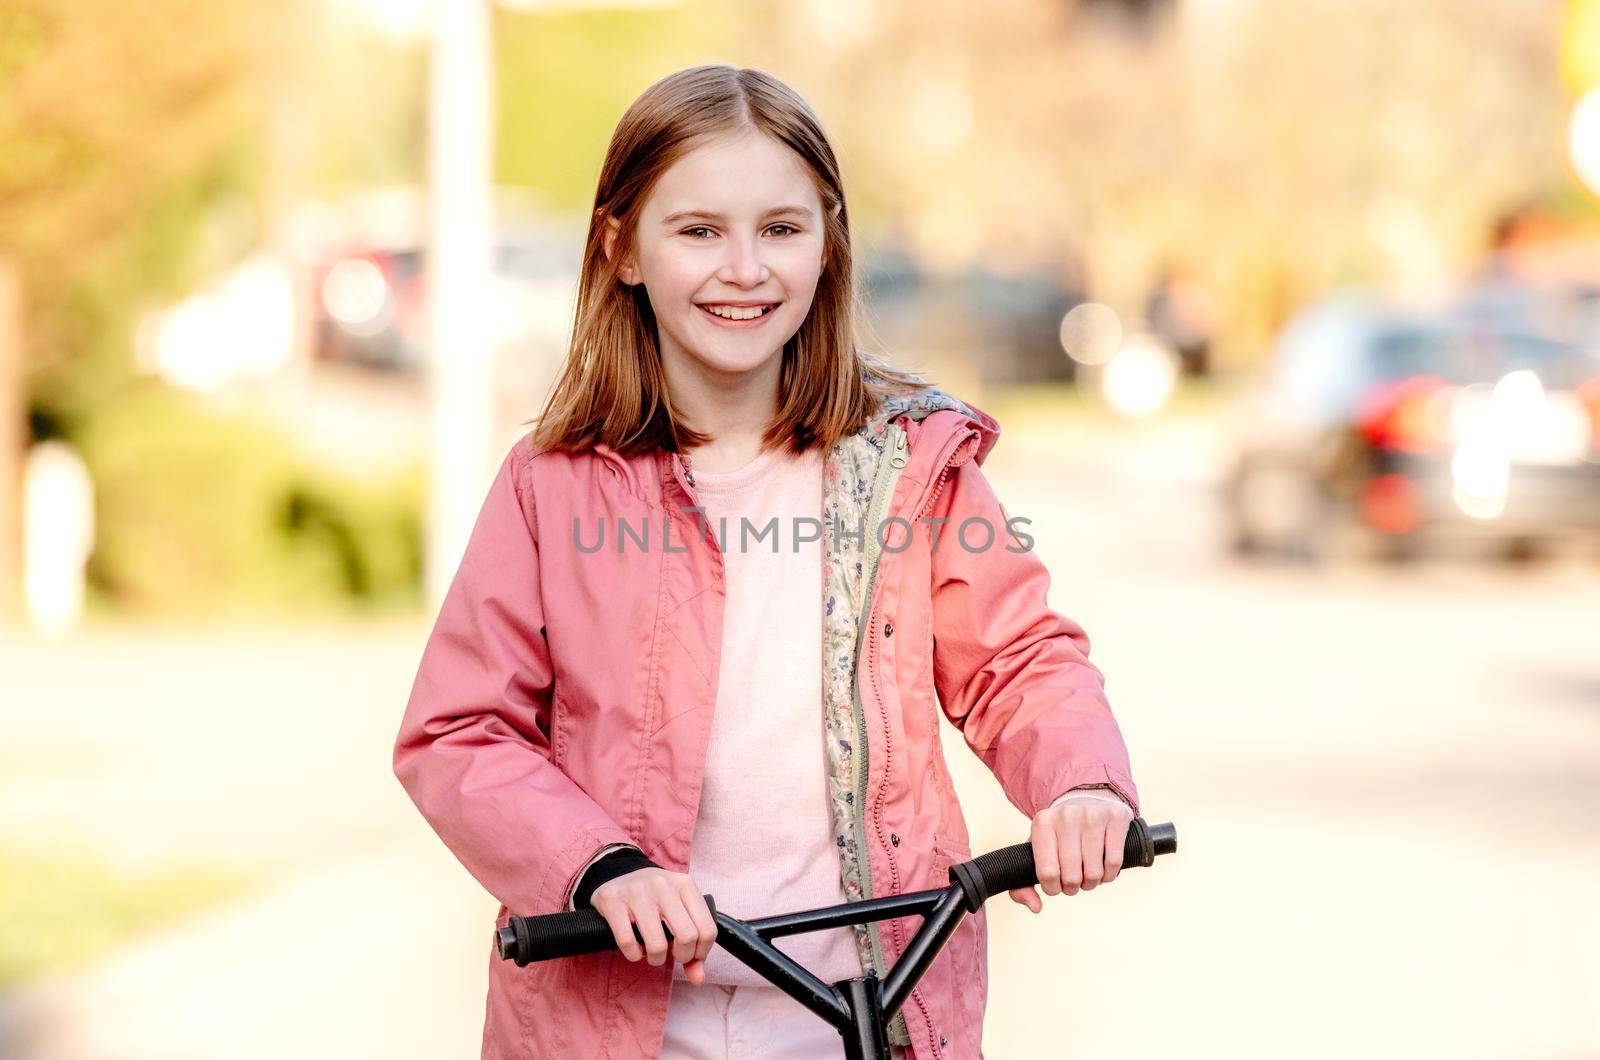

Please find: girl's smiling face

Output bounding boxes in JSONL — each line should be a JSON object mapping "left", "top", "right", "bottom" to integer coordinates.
{"left": 605, "top": 128, "right": 829, "bottom": 382}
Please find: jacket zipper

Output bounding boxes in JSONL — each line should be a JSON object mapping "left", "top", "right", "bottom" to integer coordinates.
{"left": 915, "top": 428, "right": 980, "bottom": 523}
{"left": 853, "top": 422, "right": 981, "bottom": 1054}
{"left": 850, "top": 423, "right": 909, "bottom": 999}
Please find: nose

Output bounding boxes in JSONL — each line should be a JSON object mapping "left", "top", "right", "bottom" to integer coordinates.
{"left": 716, "top": 231, "right": 770, "bottom": 288}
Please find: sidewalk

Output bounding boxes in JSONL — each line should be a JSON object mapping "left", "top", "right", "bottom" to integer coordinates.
{"left": 0, "top": 622, "right": 498, "bottom": 1059}
{"left": 0, "top": 831, "right": 493, "bottom": 1060}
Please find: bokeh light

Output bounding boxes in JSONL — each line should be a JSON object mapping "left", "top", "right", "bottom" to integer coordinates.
{"left": 322, "top": 256, "right": 392, "bottom": 332}
{"left": 1567, "top": 84, "right": 1600, "bottom": 197}
{"left": 1059, "top": 302, "right": 1123, "bottom": 366}
{"left": 1100, "top": 334, "right": 1179, "bottom": 417}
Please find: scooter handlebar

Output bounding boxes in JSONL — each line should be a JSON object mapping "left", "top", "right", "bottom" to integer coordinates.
{"left": 497, "top": 818, "right": 1177, "bottom": 966}
{"left": 949, "top": 818, "right": 1176, "bottom": 913}
{"left": 495, "top": 895, "right": 718, "bottom": 967}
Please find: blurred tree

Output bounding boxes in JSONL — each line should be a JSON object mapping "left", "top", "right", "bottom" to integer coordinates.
{"left": 0, "top": 0, "right": 436, "bottom": 616}
{"left": 492, "top": 3, "right": 741, "bottom": 208}
{"left": 745, "top": 0, "right": 1572, "bottom": 369}
{"left": 0, "top": 0, "right": 278, "bottom": 435}
{"left": 1561, "top": 0, "right": 1600, "bottom": 92}
{"left": 296, "top": 2, "right": 426, "bottom": 194}
{"left": 0, "top": 0, "right": 285, "bottom": 619}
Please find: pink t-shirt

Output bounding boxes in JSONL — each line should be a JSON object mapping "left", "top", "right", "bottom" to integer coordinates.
{"left": 671, "top": 442, "right": 861, "bottom": 986}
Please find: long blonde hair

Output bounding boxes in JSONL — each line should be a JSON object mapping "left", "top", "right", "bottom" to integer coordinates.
{"left": 529, "top": 64, "right": 930, "bottom": 457}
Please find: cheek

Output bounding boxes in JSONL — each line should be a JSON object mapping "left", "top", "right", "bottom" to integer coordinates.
{"left": 777, "top": 242, "right": 827, "bottom": 296}
{"left": 637, "top": 247, "right": 701, "bottom": 300}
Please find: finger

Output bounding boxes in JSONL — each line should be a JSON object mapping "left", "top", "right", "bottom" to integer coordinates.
{"left": 684, "top": 957, "right": 706, "bottom": 986}
{"left": 1008, "top": 885, "right": 1042, "bottom": 914}
{"left": 1079, "top": 815, "right": 1106, "bottom": 891}
{"left": 1103, "top": 815, "right": 1128, "bottom": 885}
{"left": 631, "top": 898, "right": 671, "bottom": 967}
{"left": 659, "top": 889, "right": 699, "bottom": 967}
{"left": 598, "top": 898, "right": 643, "bottom": 962}
{"left": 1057, "top": 809, "right": 1083, "bottom": 896}
{"left": 1032, "top": 818, "right": 1061, "bottom": 896}
{"left": 681, "top": 881, "right": 718, "bottom": 962}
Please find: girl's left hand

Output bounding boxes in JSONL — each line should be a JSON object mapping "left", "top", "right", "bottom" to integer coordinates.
{"left": 1008, "top": 796, "right": 1135, "bottom": 912}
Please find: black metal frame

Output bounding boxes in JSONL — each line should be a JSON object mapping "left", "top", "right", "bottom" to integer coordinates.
{"left": 703, "top": 880, "right": 973, "bottom": 1060}
{"left": 497, "top": 820, "right": 1176, "bottom": 1058}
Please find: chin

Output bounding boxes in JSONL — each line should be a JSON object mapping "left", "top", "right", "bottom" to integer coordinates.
{"left": 674, "top": 331, "right": 789, "bottom": 377}
{"left": 688, "top": 347, "right": 785, "bottom": 377}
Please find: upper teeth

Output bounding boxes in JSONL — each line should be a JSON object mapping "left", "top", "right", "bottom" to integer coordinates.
{"left": 704, "top": 304, "right": 771, "bottom": 320}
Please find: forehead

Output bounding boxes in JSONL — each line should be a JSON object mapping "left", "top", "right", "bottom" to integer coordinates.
{"left": 644, "top": 130, "right": 820, "bottom": 217}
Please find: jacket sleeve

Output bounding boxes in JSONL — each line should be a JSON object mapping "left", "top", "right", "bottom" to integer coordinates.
{"left": 928, "top": 457, "right": 1140, "bottom": 819}
{"left": 393, "top": 441, "right": 634, "bottom": 915}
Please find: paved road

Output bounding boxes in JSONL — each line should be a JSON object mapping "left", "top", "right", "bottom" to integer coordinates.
{"left": 968, "top": 423, "right": 1600, "bottom": 1059}
{"left": 2, "top": 413, "right": 1596, "bottom": 1058}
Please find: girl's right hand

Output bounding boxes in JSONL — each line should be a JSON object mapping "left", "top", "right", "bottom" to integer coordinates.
{"left": 591, "top": 868, "right": 718, "bottom": 985}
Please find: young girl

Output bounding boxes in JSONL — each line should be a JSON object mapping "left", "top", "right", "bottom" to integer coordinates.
{"left": 394, "top": 64, "right": 1139, "bottom": 1059}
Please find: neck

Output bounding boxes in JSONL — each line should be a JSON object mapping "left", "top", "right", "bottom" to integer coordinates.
{"left": 663, "top": 348, "right": 784, "bottom": 473}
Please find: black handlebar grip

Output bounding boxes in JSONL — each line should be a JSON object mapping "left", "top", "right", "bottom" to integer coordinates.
{"left": 950, "top": 818, "right": 1176, "bottom": 913}
{"left": 496, "top": 896, "right": 719, "bottom": 966}
{"left": 497, "top": 821, "right": 1178, "bottom": 962}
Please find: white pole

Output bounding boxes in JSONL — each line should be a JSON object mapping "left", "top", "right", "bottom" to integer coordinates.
{"left": 425, "top": 0, "right": 497, "bottom": 606}
{"left": 23, "top": 442, "right": 94, "bottom": 636}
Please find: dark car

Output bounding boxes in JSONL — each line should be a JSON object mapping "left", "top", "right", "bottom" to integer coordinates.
{"left": 859, "top": 248, "right": 1083, "bottom": 387}
{"left": 1221, "top": 292, "right": 1600, "bottom": 563}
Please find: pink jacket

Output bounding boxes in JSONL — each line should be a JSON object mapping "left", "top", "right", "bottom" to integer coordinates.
{"left": 393, "top": 384, "right": 1140, "bottom": 1059}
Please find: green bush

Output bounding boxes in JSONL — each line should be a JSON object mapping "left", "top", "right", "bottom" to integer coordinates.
{"left": 0, "top": 842, "right": 251, "bottom": 987}
{"left": 75, "top": 384, "right": 423, "bottom": 617}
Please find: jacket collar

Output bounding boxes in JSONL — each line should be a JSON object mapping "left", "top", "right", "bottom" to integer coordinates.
{"left": 607, "top": 372, "right": 1002, "bottom": 514}
{"left": 859, "top": 379, "right": 1001, "bottom": 512}
{"left": 868, "top": 379, "right": 999, "bottom": 462}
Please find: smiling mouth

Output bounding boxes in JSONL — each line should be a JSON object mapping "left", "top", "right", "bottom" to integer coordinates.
{"left": 697, "top": 303, "right": 780, "bottom": 321}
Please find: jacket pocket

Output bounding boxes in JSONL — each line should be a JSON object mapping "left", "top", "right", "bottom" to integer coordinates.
{"left": 930, "top": 832, "right": 971, "bottom": 888}
{"left": 929, "top": 833, "right": 983, "bottom": 1057}
{"left": 934, "top": 832, "right": 966, "bottom": 877}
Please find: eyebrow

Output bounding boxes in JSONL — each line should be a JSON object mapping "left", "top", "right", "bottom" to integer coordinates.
{"left": 661, "top": 205, "right": 815, "bottom": 226}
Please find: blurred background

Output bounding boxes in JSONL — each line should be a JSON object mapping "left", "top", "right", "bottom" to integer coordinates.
{"left": 1, "top": 0, "right": 1598, "bottom": 1056}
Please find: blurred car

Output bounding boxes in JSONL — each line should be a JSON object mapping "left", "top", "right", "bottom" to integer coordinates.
{"left": 1222, "top": 292, "right": 1600, "bottom": 562}
{"left": 1452, "top": 275, "right": 1600, "bottom": 355}
{"left": 310, "top": 244, "right": 426, "bottom": 373}
{"left": 307, "top": 222, "right": 583, "bottom": 386}
{"left": 859, "top": 246, "right": 1083, "bottom": 386}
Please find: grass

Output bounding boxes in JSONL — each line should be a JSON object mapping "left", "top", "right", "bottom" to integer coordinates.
{"left": 0, "top": 844, "right": 253, "bottom": 987}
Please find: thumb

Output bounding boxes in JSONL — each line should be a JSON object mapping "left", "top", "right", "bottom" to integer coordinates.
{"left": 1008, "top": 886, "right": 1042, "bottom": 914}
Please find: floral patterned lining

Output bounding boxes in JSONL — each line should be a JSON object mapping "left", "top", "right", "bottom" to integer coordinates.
{"left": 818, "top": 381, "right": 985, "bottom": 1045}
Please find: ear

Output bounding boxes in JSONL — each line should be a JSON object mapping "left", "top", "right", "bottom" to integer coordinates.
{"left": 602, "top": 215, "right": 640, "bottom": 286}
